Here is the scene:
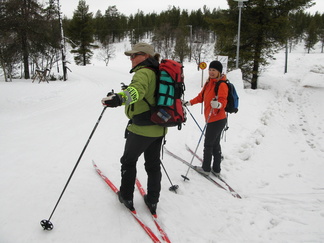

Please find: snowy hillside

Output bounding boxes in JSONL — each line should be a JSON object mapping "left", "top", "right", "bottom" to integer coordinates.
{"left": 0, "top": 42, "right": 324, "bottom": 243}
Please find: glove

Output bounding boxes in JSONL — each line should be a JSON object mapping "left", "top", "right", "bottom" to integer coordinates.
{"left": 183, "top": 100, "right": 191, "bottom": 106}
{"left": 121, "top": 82, "right": 128, "bottom": 90}
{"left": 102, "top": 93, "right": 123, "bottom": 107}
{"left": 211, "top": 98, "right": 222, "bottom": 109}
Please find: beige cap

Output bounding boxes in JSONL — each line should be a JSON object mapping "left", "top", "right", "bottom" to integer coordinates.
{"left": 124, "top": 42, "right": 155, "bottom": 56}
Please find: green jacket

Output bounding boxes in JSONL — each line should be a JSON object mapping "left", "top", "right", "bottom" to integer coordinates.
{"left": 121, "top": 58, "right": 167, "bottom": 137}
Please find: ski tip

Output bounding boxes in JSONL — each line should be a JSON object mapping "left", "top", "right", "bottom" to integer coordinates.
{"left": 235, "top": 194, "right": 242, "bottom": 199}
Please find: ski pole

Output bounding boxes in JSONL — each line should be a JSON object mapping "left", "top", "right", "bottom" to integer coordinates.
{"left": 40, "top": 106, "right": 107, "bottom": 231}
{"left": 181, "top": 109, "right": 213, "bottom": 181}
{"left": 160, "top": 161, "right": 179, "bottom": 193}
{"left": 185, "top": 105, "right": 203, "bottom": 133}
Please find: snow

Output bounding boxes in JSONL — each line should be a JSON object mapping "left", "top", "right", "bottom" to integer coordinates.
{"left": 1, "top": 42, "right": 324, "bottom": 243}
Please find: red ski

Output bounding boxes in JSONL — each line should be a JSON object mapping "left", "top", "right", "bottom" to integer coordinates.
{"left": 92, "top": 160, "right": 161, "bottom": 243}
{"left": 135, "top": 179, "right": 171, "bottom": 243}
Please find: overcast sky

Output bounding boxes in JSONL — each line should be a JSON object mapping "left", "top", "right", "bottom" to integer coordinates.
{"left": 58, "top": 0, "right": 323, "bottom": 18}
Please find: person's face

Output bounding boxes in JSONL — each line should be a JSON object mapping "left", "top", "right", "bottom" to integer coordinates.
{"left": 130, "top": 52, "right": 148, "bottom": 68}
{"left": 209, "top": 68, "right": 220, "bottom": 79}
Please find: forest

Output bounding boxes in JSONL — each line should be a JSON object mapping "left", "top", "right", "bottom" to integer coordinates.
{"left": 0, "top": 0, "right": 323, "bottom": 88}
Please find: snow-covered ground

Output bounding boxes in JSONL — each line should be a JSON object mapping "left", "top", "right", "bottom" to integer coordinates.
{"left": 1, "top": 42, "right": 324, "bottom": 243}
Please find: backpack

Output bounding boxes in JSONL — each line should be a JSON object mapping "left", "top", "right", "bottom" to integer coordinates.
{"left": 215, "top": 80, "right": 239, "bottom": 114}
{"left": 144, "top": 59, "right": 186, "bottom": 130}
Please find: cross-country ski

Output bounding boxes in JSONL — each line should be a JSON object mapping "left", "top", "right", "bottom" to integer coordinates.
{"left": 136, "top": 179, "right": 171, "bottom": 243}
{"left": 164, "top": 147, "right": 241, "bottom": 199}
{"left": 185, "top": 145, "right": 242, "bottom": 199}
{"left": 92, "top": 160, "right": 161, "bottom": 243}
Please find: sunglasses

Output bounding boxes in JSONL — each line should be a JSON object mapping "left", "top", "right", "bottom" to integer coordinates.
{"left": 130, "top": 53, "right": 145, "bottom": 59}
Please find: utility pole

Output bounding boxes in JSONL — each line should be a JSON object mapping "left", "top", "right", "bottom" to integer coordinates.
{"left": 234, "top": 0, "right": 248, "bottom": 69}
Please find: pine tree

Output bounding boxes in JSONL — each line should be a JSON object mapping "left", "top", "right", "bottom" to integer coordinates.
{"left": 210, "top": 0, "right": 314, "bottom": 89}
{"left": 319, "top": 14, "right": 324, "bottom": 53}
{"left": 174, "top": 28, "right": 190, "bottom": 62}
{"left": 66, "top": 0, "right": 97, "bottom": 66}
{"left": 0, "top": 1, "right": 18, "bottom": 81}
{"left": 2, "top": 0, "right": 48, "bottom": 79}
{"left": 305, "top": 17, "right": 319, "bottom": 53}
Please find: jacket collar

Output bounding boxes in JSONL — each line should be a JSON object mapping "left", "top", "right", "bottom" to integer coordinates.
{"left": 130, "top": 57, "right": 159, "bottom": 73}
{"left": 209, "top": 74, "right": 227, "bottom": 83}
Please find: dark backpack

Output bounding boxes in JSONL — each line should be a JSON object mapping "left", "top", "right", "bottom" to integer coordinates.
{"left": 215, "top": 80, "right": 239, "bottom": 114}
{"left": 144, "top": 59, "right": 186, "bottom": 130}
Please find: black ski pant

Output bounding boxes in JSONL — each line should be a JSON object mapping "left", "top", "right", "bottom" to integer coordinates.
{"left": 120, "top": 131, "right": 163, "bottom": 204}
{"left": 202, "top": 118, "right": 227, "bottom": 173}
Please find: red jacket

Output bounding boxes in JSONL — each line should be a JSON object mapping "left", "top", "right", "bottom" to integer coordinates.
{"left": 190, "top": 75, "right": 228, "bottom": 123}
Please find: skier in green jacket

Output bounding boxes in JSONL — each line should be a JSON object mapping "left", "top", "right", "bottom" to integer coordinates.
{"left": 101, "top": 42, "right": 165, "bottom": 214}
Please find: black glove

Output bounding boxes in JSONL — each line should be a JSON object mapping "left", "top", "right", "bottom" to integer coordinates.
{"left": 121, "top": 83, "right": 128, "bottom": 90}
{"left": 101, "top": 93, "right": 123, "bottom": 107}
{"left": 107, "top": 89, "right": 115, "bottom": 96}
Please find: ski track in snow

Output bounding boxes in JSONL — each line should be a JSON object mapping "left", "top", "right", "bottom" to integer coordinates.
{"left": 0, "top": 42, "right": 324, "bottom": 243}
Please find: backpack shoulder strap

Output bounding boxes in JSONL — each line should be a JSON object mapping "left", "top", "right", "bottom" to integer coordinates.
{"left": 142, "top": 66, "right": 159, "bottom": 109}
{"left": 214, "top": 79, "right": 228, "bottom": 97}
